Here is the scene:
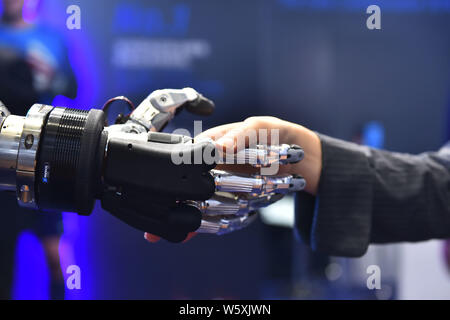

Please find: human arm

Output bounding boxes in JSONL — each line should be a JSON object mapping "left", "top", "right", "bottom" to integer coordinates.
{"left": 200, "top": 117, "right": 450, "bottom": 257}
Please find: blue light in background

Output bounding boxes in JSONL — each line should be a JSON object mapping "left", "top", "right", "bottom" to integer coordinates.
{"left": 12, "top": 231, "right": 50, "bottom": 300}
{"left": 113, "top": 2, "right": 190, "bottom": 36}
{"left": 51, "top": 0, "right": 99, "bottom": 299}
{"left": 362, "top": 121, "right": 385, "bottom": 149}
{"left": 11, "top": 0, "right": 99, "bottom": 300}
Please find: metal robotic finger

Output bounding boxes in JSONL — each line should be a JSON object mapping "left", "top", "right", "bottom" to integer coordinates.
{"left": 219, "top": 144, "right": 304, "bottom": 167}
{"left": 212, "top": 170, "right": 306, "bottom": 195}
{"left": 188, "top": 192, "right": 284, "bottom": 216}
{"left": 196, "top": 212, "right": 258, "bottom": 235}
{"left": 129, "top": 87, "right": 214, "bottom": 132}
{"left": 105, "top": 87, "right": 215, "bottom": 136}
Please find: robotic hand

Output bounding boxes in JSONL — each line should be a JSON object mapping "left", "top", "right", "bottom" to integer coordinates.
{"left": 193, "top": 145, "right": 306, "bottom": 235}
{"left": 0, "top": 88, "right": 306, "bottom": 242}
{"left": 102, "top": 89, "right": 306, "bottom": 241}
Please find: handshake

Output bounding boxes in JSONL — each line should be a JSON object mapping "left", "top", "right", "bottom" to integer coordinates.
{"left": 101, "top": 88, "right": 311, "bottom": 243}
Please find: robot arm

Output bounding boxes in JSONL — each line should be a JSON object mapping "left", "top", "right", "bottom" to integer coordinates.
{"left": 0, "top": 88, "right": 306, "bottom": 242}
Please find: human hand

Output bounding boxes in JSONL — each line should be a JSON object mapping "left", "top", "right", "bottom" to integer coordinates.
{"left": 197, "top": 116, "right": 323, "bottom": 195}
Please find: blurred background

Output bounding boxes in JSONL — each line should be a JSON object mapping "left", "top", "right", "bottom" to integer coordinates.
{"left": 0, "top": 0, "right": 449, "bottom": 299}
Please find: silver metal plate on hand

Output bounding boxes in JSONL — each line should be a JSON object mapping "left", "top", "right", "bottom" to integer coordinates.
{"left": 212, "top": 170, "right": 306, "bottom": 195}
{"left": 197, "top": 212, "right": 258, "bottom": 235}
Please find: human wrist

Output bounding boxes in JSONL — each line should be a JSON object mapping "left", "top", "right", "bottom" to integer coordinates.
{"left": 289, "top": 125, "right": 322, "bottom": 195}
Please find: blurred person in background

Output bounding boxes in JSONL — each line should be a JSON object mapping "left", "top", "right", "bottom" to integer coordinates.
{"left": 0, "top": 0, "right": 76, "bottom": 299}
